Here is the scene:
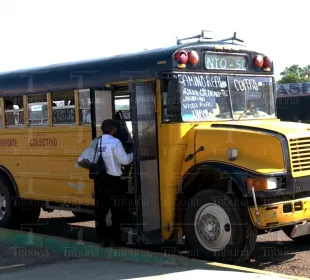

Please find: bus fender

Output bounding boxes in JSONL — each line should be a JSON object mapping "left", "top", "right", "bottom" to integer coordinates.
{"left": 0, "top": 165, "right": 20, "bottom": 197}
{"left": 177, "top": 162, "right": 250, "bottom": 199}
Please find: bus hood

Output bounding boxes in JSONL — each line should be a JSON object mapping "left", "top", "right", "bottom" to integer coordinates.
{"left": 188, "top": 120, "right": 310, "bottom": 176}
{"left": 205, "top": 120, "right": 310, "bottom": 139}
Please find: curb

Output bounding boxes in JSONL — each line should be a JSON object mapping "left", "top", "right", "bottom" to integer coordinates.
{"left": 0, "top": 228, "right": 307, "bottom": 280}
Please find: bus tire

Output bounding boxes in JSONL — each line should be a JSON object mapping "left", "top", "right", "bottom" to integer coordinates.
{"left": 0, "top": 175, "right": 21, "bottom": 229}
{"left": 184, "top": 189, "right": 257, "bottom": 264}
{"left": 72, "top": 211, "right": 95, "bottom": 221}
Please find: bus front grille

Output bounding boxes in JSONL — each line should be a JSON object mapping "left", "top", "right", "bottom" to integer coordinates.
{"left": 289, "top": 137, "right": 310, "bottom": 176}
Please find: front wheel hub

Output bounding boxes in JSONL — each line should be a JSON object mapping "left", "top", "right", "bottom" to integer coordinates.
{"left": 0, "top": 189, "right": 7, "bottom": 220}
{"left": 194, "top": 203, "right": 231, "bottom": 252}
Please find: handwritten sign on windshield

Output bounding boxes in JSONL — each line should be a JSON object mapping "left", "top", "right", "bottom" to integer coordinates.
{"left": 230, "top": 77, "right": 260, "bottom": 92}
{"left": 177, "top": 74, "right": 229, "bottom": 120}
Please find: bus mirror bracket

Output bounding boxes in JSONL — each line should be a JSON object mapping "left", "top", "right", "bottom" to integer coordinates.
{"left": 184, "top": 146, "right": 204, "bottom": 162}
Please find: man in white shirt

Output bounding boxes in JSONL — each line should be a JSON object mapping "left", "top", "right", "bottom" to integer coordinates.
{"left": 95, "top": 119, "right": 133, "bottom": 247}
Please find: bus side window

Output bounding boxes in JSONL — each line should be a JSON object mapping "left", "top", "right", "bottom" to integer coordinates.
{"left": 4, "top": 96, "right": 24, "bottom": 128}
{"left": 161, "top": 79, "right": 182, "bottom": 122}
{"left": 0, "top": 99, "right": 3, "bottom": 128}
{"left": 51, "top": 90, "right": 76, "bottom": 125}
{"left": 78, "top": 89, "right": 91, "bottom": 125}
{"left": 27, "top": 94, "right": 49, "bottom": 127}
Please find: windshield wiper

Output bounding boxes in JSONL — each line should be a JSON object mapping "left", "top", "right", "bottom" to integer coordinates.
{"left": 237, "top": 101, "right": 255, "bottom": 121}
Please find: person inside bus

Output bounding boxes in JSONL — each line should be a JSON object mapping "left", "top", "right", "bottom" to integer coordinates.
{"left": 4, "top": 100, "right": 15, "bottom": 126}
{"left": 5, "top": 100, "right": 14, "bottom": 110}
{"left": 114, "top": 111, "right": 130, "bottom": 144}
{"left": 95, "top": 119, "right": 133, "bottom": 247}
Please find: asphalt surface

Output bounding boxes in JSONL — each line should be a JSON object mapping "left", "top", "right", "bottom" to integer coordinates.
{"left": 0, "top": 242, "right": 75, "bottom": 273}
{"left": 10, "top": 209, "right": 310, "bottom": 278}
{"left": 0, "top": 242, "right": 296, "bottom": 280}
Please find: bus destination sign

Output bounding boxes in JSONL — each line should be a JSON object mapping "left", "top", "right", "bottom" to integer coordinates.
{"left": 205, "top": 52, "right": 248, "bottom": 71}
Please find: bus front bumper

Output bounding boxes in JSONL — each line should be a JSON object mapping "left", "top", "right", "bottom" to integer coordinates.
{"left": 248, "top": 196, "right": 310, "bottom": 233}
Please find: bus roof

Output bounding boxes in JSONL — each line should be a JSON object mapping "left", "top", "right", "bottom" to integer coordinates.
{"left": 0, "top": 40, "right": 259, "bottom": 97}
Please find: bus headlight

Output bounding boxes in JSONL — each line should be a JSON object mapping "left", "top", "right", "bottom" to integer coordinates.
{"left": 247, "top": 177, "right": 277, "bottom": 192}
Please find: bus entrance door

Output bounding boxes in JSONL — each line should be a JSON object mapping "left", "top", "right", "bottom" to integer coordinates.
{"left": 129, "top": 81, "right": 161, "bottom": 244}
{"left": 111, "top": 90, "right": 137, "bottom": 243}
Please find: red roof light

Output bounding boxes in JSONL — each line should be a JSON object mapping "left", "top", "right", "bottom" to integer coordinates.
{"left": 174, "top": 50, "right": 188, "bottom": 64}
{"left": 253, "top": 55, "right": 264, "bottom": 68}
{"left": 188, "top": 50, "right": 199, "bottom": 65}
{"left": 263, "top": 56, "right": 272, "bottom": 69}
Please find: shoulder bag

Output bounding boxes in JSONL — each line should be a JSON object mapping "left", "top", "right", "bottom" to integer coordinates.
{"left": 89, "top": 137, "right": 107, "bottom": 180}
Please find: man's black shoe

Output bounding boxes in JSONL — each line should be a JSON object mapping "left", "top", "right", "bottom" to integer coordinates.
{"left": 110, "top": 239, "right": 124, "bottom": 247}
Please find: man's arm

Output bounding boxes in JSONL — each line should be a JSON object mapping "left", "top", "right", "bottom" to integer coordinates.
{"left": 113, "top": 140, "right": 133, "bottom": 165}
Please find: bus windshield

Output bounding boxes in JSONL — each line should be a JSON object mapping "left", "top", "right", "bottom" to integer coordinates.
{"left": 172, "top": 74, "right": 275, "bottom": 121}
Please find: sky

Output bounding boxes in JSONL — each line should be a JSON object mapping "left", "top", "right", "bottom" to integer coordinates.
{"left": 0, "top": 0, "right": 308, "bottom": 80}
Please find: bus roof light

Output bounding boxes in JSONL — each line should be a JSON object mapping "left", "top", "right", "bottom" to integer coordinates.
{"left": 174, "top": 50, "right": 188, "bottom": 68}
{"left": 253, "top": 55, "right": 264, "bottom": 68}
{"left": 263, "top": 56, "right": 272, "bottom": 71}
{"left": 188, "top": 50, "right": 199, "bottom": 65}
{"left": 174, "top": 50, "right": 188, "bottom": 64}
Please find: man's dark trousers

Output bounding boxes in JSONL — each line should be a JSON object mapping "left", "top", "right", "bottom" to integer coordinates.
{"left": 94, "top": 173, "right": 124, "bottom": 244}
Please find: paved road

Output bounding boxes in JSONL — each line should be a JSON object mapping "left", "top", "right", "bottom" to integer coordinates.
{"left": 0, "top": 243, "right": 294, "bottom": 280}
{"left": 22, "top": 210, "right": 310, "bottom": 278}
{"left": 0, "top": 242, "right": 75, "bottom": 272}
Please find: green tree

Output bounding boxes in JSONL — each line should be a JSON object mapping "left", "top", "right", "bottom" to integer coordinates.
{"left": 278, "top": 64, "right": 310, "bottom": 84}
{"left": 301, "top": 65, "right": 310, "bottom": 80}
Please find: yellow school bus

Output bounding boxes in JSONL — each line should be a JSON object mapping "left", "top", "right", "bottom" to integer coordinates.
{"left": 0, "top": 30, "right": 310, "bottom": 263}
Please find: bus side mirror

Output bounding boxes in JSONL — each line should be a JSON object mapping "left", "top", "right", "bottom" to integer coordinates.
{"left": 166, "top": 80, "right": 183, "bottom": 113}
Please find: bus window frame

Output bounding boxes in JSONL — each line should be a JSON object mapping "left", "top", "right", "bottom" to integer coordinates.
{"left": 51, "top": 89, "right": 77, "bottom": 126}
{"left": 4, "top": 95, "right": 25, "bottom": 129}
{"left": 160, "top": 76, "right": 183, "bottom": 124}
{"left": 26, "top": 93, "right": 50, "bottom": 128}
{"left": 159, "top": 75, "right": 234, "bottom": 124}
{"left": 112, "top": 86, "right": 133, "bottom": 139}
{"left": 160, "top": 73, "right": 277, "bottom": 124}
{"left": 0, "top": 87, "right": 119, "bottom": 129}
{"left": 228, "top": 75, "right": 276, "bottom": 120}
{"left": 0, "top": 98, "right": 4, "bottom": 128}
{"left": 77, "top": 88, "right": 91, "bottom": 126}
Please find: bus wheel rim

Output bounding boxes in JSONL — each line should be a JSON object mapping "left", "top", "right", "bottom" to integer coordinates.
{"left": 194, "top": 203, "right": 231, "bottom": 252}
{"left": 0, "top": 189, "right": 6, "bottom": 220}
